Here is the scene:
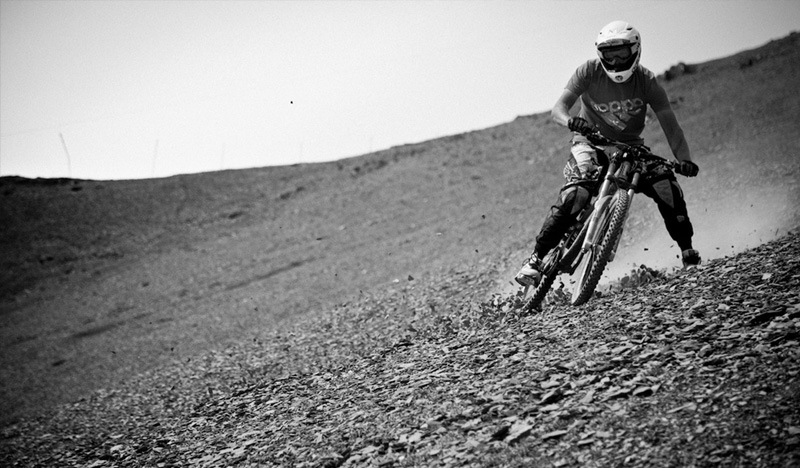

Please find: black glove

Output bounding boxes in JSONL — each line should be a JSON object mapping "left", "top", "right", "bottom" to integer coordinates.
{"left": 567, "top": 116, "right": 593, "bottom": 135}
{"left": 675, "top": 160, "right": 699, "bottom": 177}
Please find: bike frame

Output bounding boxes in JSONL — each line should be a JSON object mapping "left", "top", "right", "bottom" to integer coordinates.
{"left": 583, "top": 156, "right": 643, "bottom": 259}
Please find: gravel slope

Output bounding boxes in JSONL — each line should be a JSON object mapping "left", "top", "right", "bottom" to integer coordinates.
{"left": 2, "top": 231, "right": 798, "bottom": 467}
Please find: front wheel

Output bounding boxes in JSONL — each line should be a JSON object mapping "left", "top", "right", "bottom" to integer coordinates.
{"left": 570, "top": 190, "right": 631, "bottom": 306}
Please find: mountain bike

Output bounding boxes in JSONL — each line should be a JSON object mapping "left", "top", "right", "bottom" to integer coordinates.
{"left": 520, "top": 130, "right": 677, "bottom": 311}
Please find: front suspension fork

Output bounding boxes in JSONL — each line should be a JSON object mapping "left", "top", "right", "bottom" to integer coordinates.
{"left": 581, "top": 162, "right": 640, "bottom": 253}
{"left": 581, "top": 165, "right": 619, "bottom": 252}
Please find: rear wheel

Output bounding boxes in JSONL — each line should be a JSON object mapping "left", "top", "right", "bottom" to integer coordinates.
{"left": 571, "top": 190, "right": 630, "bottom": 306}
{"left": 521, "top": 218, "right": 587, "bottom": 312}
{"left": 521, "top": 249, "right": 561, "bottom": 312}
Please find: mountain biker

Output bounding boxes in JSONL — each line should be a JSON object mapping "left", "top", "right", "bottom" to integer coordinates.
{"left": 515, "top": 20, "right": 701, "bottom": 288}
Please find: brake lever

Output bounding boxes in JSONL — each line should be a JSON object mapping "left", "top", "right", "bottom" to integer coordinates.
{"left": 583, "top": 129, "right": 610, "bottom": 146}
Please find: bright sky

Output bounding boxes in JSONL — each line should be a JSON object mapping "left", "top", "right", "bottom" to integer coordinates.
{"left": 1, "top": 1, "right": 798, "bottom": 180}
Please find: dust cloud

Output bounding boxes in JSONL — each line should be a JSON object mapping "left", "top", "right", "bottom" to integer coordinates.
{"left": 604, "top": 182, "right": 796, "bottom": 282}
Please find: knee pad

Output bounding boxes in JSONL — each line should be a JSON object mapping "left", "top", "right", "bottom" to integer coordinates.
{"left": 650, "top": 179, "right": 676, "bottom": 208}
{"left": 559, "top": 185, "right": 592, "bottom": 217}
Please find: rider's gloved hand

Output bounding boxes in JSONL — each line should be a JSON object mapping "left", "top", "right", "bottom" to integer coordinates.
{"left": 675, "top": 160, "right": 699, "bottom": 177}
{"left": 567, "top": 116, "right": 593, "bottom": 135}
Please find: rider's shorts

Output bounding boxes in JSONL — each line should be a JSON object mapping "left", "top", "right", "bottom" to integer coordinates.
{"left": 563, "top": 141, "right": 601, "bottom": 185}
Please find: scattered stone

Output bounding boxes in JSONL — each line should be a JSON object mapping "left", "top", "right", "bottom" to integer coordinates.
{"left": 3, "top": 230, "right": 800, "bottom": 467}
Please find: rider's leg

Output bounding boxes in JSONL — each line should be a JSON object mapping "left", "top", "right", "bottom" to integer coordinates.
{"left": 640, "top": 175, "right": 700, "bottom": 264}
{"left": 516, "top": 142, "right": 599, "bottom": 286}
{"left": 534, "top": 184, "right": 592, "bottom": 257}
{"left": 531, "top": 141, "right": 600, "bottom": 259}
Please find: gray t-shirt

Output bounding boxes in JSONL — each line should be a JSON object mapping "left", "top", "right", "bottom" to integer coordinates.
{"left": 567, "top": 59, "right": 672, "bottom": 145}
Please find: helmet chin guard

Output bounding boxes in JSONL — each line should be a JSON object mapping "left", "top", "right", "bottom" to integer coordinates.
{"left": 595, "top": 20, "right": 641, "bottom": 83}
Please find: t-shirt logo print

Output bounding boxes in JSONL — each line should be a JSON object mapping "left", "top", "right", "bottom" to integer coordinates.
{"left": 589, "top": 97, "right": 645, "bottom": 131}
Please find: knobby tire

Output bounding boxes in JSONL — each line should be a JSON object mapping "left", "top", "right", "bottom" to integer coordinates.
{"left": 571, "top": 190, "right": 631, "bottom": 306}
{"left": 521, "top": 220, "right": 588, "bottom": 312}
{"left": 522, "top": 252, "right": 560, "bottom": 312}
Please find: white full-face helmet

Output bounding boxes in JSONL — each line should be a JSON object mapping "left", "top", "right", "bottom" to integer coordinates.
{"left": 595, "top": 20, "right": 641, "bottom": 83}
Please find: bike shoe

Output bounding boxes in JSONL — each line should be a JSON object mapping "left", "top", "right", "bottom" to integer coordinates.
{"left": 515, "top": 256, "right": 542, "bottom": 287}
{"left": 682, "top": 249, "right": 702, "bottom": 268}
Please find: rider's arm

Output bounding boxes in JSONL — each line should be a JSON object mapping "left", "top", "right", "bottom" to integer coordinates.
{"left": 552, "top": 89, "right": 580, "bottom": 128}
{"left": 655, "top": 108, "right": 692, "bottom": 162}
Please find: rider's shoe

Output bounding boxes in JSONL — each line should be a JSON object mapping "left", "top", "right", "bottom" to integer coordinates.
{"left": 682, "top": 249, "right": 701, "bottom": 268}
{"left": 515, "top": 256, "right": 542, "bottom": 287}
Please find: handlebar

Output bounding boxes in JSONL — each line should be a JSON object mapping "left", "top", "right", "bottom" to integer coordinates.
{"left": 581, "top": 129, "right": 675, "bottom": 170}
